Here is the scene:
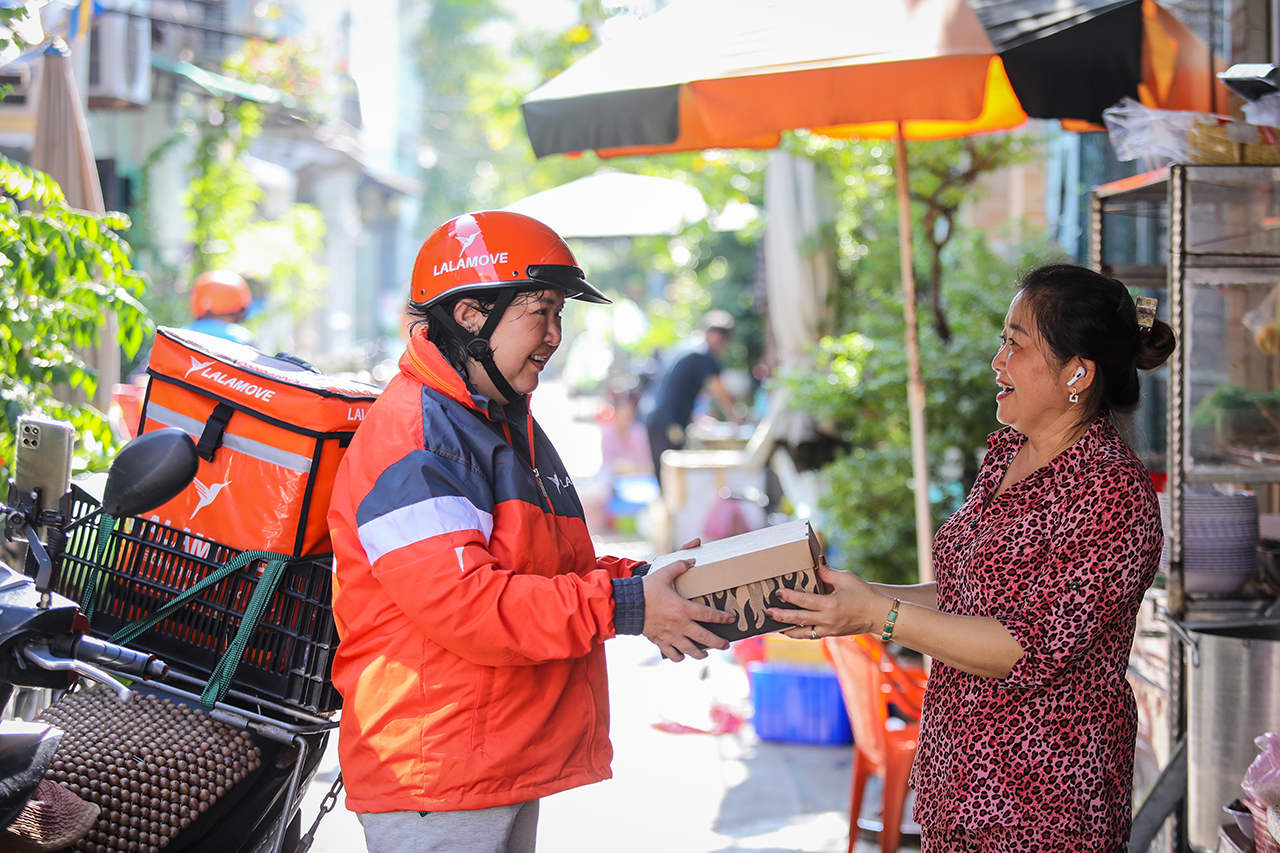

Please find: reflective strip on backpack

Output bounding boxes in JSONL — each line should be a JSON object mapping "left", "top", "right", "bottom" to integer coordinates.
{"left": 147, "top": 403, "right": 313, "bottom": 473}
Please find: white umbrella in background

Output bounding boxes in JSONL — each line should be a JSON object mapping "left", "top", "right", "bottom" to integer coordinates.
{"left": 31, "top": 37, "right": 117, "bottom": 406}
{"left": 743, "top": 151, "right": 836, "bottom": 518}
{"left": 504, "top": 169, "right": 710, "bottom": 238}
{"left": 506, "top": 169, "right": 760, "bottom": 393}
{"left": 763, "top": 152, "right": 835, "bottom": 379}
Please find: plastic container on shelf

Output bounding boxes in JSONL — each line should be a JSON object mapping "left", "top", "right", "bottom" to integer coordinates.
{"left": 748, "top": 661, "right": 852, "bottom": 745}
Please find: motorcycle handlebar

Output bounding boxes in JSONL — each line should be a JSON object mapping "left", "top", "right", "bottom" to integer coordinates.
{"left": 49, "top": 635, "right": 169, "bottom": 682}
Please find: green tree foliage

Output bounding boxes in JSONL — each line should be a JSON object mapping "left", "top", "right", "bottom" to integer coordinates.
{"left": 410, "top": 0, "right": 614, "bottom": 228}
{"left": 0, "top": 159, "right": 151, "bottom": 483}
{"left": 784, "top": 134, "right": 1062, "bottom": 583}
{"left": 188, "top": 100, "right": 266, "bottom": 275}
{"left": 184, "top": 94, "right": 328, "bottom": 331}
{"left": 129, "top": 41, "right": 331, "bottom": 337}
{"left": 908, "top": 136, "right": 1041, "bottom": 341}
{"left": 410, "top": 2, "right": 768, "bottom": 379}
{"left": 413, "top": 0, "right": 523, "bottom": 227}
{"left": 222, "top": 36, "right": 343, "bottom": 122}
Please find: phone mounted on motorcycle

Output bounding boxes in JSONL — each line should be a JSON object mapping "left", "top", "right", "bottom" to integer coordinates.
{"left": 0, "top": 427, "right": 197, "bottom": 693}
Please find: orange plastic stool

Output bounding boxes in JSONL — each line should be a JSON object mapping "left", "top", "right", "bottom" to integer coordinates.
{"left": 822, "top": 635, "right": 926, "bottom": 853}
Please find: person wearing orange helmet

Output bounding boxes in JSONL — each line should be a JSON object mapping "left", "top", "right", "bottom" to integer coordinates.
{"left": 185, "top": 269, "right": 255, "bottom": 346}
{"left": 327, "top": 211, "right": 733, "bottom": 852}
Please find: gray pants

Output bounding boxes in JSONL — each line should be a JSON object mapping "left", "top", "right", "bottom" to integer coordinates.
{"left": 358, "top": 801, "right": 539, "bottom": 853}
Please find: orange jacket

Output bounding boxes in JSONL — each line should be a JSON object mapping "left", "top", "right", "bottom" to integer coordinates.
{"left": 328, "top": 334, "right": 644, "bottom": 813}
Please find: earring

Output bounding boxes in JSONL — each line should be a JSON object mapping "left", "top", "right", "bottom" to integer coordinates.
{"left": 1069, "top": 392, "right": 1079, "bottom": 404}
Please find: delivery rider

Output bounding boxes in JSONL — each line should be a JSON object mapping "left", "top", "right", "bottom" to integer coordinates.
{"left": 327, "top": 210, "right": 733, "bottom": 853}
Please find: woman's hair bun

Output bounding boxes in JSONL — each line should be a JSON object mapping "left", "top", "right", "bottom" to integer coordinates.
{"left": 1136, "top": 319, "right": 1176, "bottom": 372}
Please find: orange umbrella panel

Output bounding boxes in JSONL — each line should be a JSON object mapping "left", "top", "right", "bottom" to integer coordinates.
{"left": 522, "top": 0, "right": 1226, "bottom": 158}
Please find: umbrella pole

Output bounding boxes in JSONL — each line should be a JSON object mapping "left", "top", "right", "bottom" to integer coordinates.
{"left": 895, "top": 122, "right": 934, "bottom": 584}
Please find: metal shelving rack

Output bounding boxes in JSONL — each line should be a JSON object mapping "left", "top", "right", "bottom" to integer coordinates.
{"left": 1094, "top": 164, "right": 1280, "bottom": 608}
{"left": 1092, "top": 163, "right": 1280, "bottom": 853}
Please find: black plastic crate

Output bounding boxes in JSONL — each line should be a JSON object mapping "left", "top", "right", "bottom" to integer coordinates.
{"left": 56, "top": 493, "right": 341, "bottom": 715}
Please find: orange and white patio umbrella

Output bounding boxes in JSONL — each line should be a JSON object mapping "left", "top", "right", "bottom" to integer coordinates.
{"left": 524, "top": 0, "right": 1226, "bottom": 158}
{"left": 522, "top": 0, "right": 1229, "bottom": 580}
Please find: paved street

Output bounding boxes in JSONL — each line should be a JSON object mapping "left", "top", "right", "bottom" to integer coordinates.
{"left": 300, "top": 637, "right": 912, "bottom": 853}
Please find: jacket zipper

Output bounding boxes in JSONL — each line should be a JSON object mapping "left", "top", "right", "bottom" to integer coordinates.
{"left": 526, "top": 409, "right": 553, "bottom": 507}
{"left": 500, "top": 409, "right": 552, "bottom": 510}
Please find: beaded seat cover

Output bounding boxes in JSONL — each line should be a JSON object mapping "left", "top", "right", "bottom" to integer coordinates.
{"left": 36, "top": 688, "right": 261, "bottom": 853}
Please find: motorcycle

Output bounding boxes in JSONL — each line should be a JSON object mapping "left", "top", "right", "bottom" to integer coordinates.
{"left": 0, "top": 427, "right": 339, "bottom": 853}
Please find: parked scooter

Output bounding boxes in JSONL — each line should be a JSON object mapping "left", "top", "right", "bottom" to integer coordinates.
{"left": 1, "top": 427, "right": 337, "bottom": 853}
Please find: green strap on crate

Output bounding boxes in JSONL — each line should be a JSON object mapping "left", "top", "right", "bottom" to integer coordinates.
{"left": 108, "top": 548, "right": 293, "bottom": 708}
{"left": 196, "top": 554, "right": 290, "bottom": 708}
{"left": 78, "top": 512, "right": 119, "bottom": 620}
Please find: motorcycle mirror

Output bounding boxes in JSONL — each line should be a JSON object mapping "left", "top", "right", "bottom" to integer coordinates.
{"left": 101, "top": 429, "right": 198, "bottom": 518}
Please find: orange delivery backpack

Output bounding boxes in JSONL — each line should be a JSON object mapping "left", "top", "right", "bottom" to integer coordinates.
{"left": 137, "top": 327, "right": 381, "bottom": 557}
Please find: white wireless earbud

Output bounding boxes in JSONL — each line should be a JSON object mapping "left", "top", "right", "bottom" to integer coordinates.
{"left": 1067, "top": 367, "right": 1086, "bottom": 387}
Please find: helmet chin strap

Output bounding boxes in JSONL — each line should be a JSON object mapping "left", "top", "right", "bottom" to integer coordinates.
{"left": 430, "top": 291, "right": 522, "bottom": 404}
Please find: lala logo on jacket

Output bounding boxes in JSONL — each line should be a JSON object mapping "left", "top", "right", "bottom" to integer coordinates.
{"left": 541, "top": 471, "right": 572, "bottom": 493}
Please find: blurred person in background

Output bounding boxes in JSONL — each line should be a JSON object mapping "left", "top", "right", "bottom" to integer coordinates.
{"left": 601, "top": 385, "right": 652, "bottom": 481}
{"left": 112, "top": 269, "right": 256, "bottom": 439}
{"left": 640, "top": 309, "right": 743, "bottom": 488}
{"left": 185, "top": 269, "right": 256, "bottom": 346}
{"left": 327, "top": 210, "right": 733, "bottom": 853}
{"left": 581, "top": 383, "right": 656, "bottom": 533}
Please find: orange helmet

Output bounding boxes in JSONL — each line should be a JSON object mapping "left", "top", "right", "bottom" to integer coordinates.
{"left": 409, "top": 210, "right": 609, "bottom": 310}
{"left": 190, "top": 270, "right": 252, "bottom": 318}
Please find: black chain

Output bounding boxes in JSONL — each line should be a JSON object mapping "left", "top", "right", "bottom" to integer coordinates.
{"left": 296, "top": 773, "right": 344, "bottom": 853}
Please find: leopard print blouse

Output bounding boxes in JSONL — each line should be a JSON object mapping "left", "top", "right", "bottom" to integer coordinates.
{"left": 910, "top": 416, "right": 1162, "bottom": 840}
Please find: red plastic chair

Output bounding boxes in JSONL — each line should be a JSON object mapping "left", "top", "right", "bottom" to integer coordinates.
{"left": 822, "top": 635, "right": 927, "bottom": 853}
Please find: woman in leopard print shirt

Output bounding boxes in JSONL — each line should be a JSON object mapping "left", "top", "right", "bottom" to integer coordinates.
{"left": 769, "top": 263, "right": 1177, "bottom": 852}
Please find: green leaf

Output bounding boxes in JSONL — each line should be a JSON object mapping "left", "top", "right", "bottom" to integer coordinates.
{"left": 0, "top": 157, "right": 153, "bottom": 485}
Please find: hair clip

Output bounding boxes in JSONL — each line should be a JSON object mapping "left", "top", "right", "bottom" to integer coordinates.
{"left": 1136, "top": 296, "right": 1158, "bottom": 332}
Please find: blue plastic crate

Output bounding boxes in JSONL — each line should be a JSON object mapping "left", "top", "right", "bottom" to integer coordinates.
{"left": 748, "top": 661, "right": 853, "bottom": 745}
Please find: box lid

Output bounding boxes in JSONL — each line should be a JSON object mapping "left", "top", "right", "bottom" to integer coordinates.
{"left": 652, "top": 517, "right": 821, "bottom": 599}
{"left": 153, "top": 327, "right": 382, "bottom": 401}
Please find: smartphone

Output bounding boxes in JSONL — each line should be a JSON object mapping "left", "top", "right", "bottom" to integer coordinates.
{"left": 12, "top": 415, "right": 75, "bottom": 543}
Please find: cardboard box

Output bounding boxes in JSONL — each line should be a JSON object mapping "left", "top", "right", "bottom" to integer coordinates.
{"left": 649, "top": 518, "right": 824, "bottom": 641}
